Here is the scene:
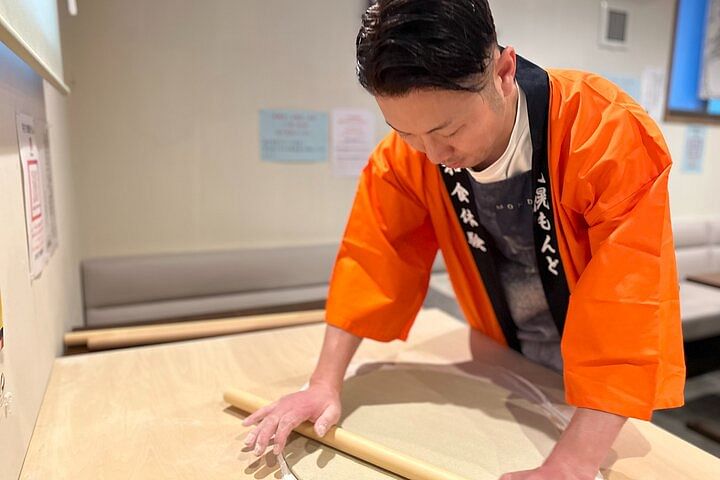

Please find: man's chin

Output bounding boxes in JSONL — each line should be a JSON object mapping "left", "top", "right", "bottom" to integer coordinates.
{"left": 440, "top": 158, "right": 484, "bottom": 170}
{"left": 443, "top": 162, "right": 463, "bottom": 169}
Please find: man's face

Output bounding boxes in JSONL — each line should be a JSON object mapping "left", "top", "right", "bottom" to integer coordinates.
{"left": 374, "top": 47, "right": 517, "bottom": 170}
{"left": 376, "top": 87, "right": 506, "bottom": 170}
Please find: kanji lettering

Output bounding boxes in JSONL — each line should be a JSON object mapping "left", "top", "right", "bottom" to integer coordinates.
{"left": 466, "top": 231, "right": 487, "bottom": 252}
{"left": 534, "top": 186, "right": 549, "bottom": 212}
{"left": 452, "top": 183, "right": 470, "bottom": 203}
{"left": 460, "top": 208, "right": 479, "bottom": 227}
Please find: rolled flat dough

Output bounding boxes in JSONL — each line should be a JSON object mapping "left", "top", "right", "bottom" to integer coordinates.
{"left": 282, "top": 363, "right": 565, "bottom": 479}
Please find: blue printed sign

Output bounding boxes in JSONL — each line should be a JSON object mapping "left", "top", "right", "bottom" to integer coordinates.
{"left": 259, "top": 109, "right": 329, "bottom": 162}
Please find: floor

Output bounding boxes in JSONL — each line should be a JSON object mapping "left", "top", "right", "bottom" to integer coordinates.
{"left": 424, "top": 274, "right": 720, "bottom": 459}
{"left": 653, "top": 373, "right": 720, "bottom": 457}
{"left": 653, "top": 336, "right": 720, "bottom": 458}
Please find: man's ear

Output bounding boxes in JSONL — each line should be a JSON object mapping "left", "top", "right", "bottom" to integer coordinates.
{"left": 494, "top": 46, "right": 517, "bottom": 98}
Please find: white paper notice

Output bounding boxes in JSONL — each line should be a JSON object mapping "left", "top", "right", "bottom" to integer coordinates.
{"left": 38, "top": 122, "right": 58, "bottom": 256}
{"left": 331, "top": 109, "right": 375, "bottom": 177}
{"left": 16, "top": 113, "right": 48, "bottom": 279}
{"left": 682, "top": 125, "right": 706, "bottom": 174}
{"left": 640, "top": 67, "right": 667, "bottom": 122}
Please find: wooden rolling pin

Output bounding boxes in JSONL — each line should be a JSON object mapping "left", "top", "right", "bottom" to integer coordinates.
{"left": 64, "top": 310, "right": 325, "bottom": 350}
{"left": 224, "top": 389, "right": 470, "bottom": 480}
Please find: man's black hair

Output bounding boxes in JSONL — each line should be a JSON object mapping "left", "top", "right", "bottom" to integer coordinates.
{"left": 356, "top": 0, "right": 498, "bottom": 96}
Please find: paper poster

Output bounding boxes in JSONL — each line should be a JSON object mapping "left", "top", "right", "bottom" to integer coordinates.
{"left": 16, "top": 113, "right": 48, "bottom": 279}
{"left": 682, "top": 125, "right": 706, "bottom": 173}
{"left": 640, "top": 67, "right": 667, "bottom": 122}
{"left": 259, "top": 109, "right": 328, "bottom": 162}
{"left": 38, "top": 121, "right": 58, "bottom": 255}
{"left": 700, "top": 0, "right": 720, "bottom": 99}
{"left": 331, "top": 109, "right": 376, "bottom": 177}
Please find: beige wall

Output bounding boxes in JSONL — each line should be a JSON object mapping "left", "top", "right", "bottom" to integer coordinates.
{"left": 0, "top": 43, "right": 82, "bottom": 480}
{"left": 61, "top": 0, "right": 718, "bottom": 260}
{"left": 61, "top": 0, "right": 378, "bottom": 258}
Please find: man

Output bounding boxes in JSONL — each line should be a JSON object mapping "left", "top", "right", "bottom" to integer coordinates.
{"left": 243, "top": 1, "right": 685, "bottom": 478}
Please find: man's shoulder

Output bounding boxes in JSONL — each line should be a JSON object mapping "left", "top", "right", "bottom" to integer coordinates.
{"left": 544, "top": 69, "right": 671, "bottom": 197}
{"left": 547, "top": 69, "right": 640, "bottom": 110}
{"left": 545, "top": 68, "right": 660, "bottom": 144}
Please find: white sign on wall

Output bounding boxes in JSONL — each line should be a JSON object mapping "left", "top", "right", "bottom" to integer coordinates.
{"left": 331, "top": 109, "right": 376, "bottom": 178}
{"left": 38, "top": 121, "right": 58, "bottom": 255}
{"left": 640, "top": 67, "right": 667, "bottom": 122}
{"left": 16, "top": 113, "right": 48, "bottom": 279}
{"left": 682, "top": 125, "right": 707, "bottom": 174}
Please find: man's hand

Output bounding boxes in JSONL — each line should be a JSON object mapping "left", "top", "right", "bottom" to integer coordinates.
{"left": 242, "top": 383, "right": 341, "bottom": 456}
{"left": 498, "top": 462, "right": 596, "bottom": 480}
{"left": 241, "top": 324, "right": 362, "bottom": 457}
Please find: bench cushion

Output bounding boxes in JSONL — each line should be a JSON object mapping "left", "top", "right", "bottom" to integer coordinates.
{"left": 85, "top": 284, "right": 329, "bottom": 327}
{"left": 82, "top": 244, "right": 340, "bottom": 309}
{"left": 81, "top": 245, "right": 447, "bottom": 327}
{"left": 680, "top": 281, "right": 720, "bottom": 341}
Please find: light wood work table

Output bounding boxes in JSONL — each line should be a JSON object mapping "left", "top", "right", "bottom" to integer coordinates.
{"left": 21, "top": 309, "right": 720, "bottom": 479}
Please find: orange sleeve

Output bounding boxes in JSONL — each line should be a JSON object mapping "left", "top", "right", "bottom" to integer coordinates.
{"left": 561, "top": 101, "right": 685, "bottom": 420}
{"left": 325, "top": 134, "right": 439, "bottom": 341}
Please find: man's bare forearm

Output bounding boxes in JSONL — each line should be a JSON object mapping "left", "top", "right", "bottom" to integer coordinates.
{"left": 309, "top": 324, "right": 363, "bottom": 392}
{"left": 546, "top": 408, "right": 627, "bottom": 474}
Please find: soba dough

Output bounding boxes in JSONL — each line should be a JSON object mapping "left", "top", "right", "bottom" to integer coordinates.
{"left": 283, "top": 364, "right": 564, "bottom": 479}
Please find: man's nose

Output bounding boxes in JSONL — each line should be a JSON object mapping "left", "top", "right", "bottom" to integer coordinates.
{"left": 424, "top": 138, "right": 454, "bottom": 165}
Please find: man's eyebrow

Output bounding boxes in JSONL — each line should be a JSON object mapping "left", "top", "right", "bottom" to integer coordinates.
{"left": 386, "top": 119, "right": 453, "bottom": 135}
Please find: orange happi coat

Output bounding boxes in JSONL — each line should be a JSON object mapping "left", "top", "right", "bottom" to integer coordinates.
{"left": 326, "top": 57, "right": 685, "bottom": 421}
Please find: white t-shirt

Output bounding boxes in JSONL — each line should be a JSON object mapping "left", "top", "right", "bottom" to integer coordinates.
{"left": 468, "top": 85, "right": 531, "bottom": 183}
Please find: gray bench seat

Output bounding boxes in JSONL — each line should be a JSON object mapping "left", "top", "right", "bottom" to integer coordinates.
{"left": 82, "top": 244, "right": 339, "bottom": 327}
{"left": 81, "top": 243, "right": 447, "bottom": 328}
{"left": 680, "top": 282, "right": 720, "bottom": 341}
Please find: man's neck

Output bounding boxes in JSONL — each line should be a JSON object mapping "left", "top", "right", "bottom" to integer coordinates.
{"left": 471, "top": 84, "right": 520, "bottom": 173}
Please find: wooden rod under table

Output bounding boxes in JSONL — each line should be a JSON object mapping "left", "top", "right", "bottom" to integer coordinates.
{"left": 64, "top": 310, "right": 325, "bottom": 350}
{"left": 224, "top": 389, "right": 469, "bottom": 480}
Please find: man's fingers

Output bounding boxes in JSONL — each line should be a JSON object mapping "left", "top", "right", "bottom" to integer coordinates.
{"left": 272, "top": 415, "right": 304, "bottom": 454}
{"left": 243, "top": 427, "right": 259, "bottom": 448}
{"left": 252, "top": 415, "right": 281, "bottom": 456}
{"left": 313, "top": 403, "right": 340, "bottom": 437}
{"left": 242, "top": 403, "right": 276, "bottom": 427}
